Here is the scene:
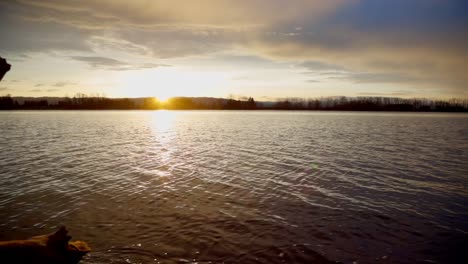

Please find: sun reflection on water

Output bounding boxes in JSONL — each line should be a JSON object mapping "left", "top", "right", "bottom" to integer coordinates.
{"left": 150, "top": 110, "right": 177, "bottom": 134}
{"left": 147, "top": 110, "right": 178, "bottom": 178}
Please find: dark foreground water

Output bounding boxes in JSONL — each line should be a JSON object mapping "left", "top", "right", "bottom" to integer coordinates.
{"left": 0, "top": 111, "right": 467, "bottom": 263}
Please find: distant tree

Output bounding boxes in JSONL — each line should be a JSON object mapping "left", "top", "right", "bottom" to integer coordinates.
{"left": 246, "top": 97, "right": 256, "bottom": 110}
{"left": 142, "top": 97, "right": 160, "bottom": 110}
{"left": 0, "top": 94, "right": 15, "bottom": 110}
{"left": 166, "top": 97, "right": 195, "bottom": 110}
{"left": 22, "top": 100, "right": 49, "bottom": 109}
{"left": 0, "top": 93, "right": 466, "bottom": 112}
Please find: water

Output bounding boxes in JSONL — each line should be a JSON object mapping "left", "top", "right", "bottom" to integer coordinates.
{"left": 0, "top": 111, "right": 467, "bottom": 263}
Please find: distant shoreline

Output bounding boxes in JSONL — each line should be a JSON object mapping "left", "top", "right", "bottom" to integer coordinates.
{"left": 1, "top": 95, "right": 467, "bottom": 112}
{"left": 2, "top": 109, "right": 468, "bottom": 113}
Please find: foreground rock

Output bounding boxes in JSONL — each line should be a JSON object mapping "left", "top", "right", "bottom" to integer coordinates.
{"left": 0, "top": 226, "right": 91, "bottom": 264}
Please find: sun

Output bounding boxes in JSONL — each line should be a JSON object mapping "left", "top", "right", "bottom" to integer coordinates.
{"left": 156, "top": 94, "right": 171, "bottom": 102}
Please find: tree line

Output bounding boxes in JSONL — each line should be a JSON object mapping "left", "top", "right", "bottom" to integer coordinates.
{"left": 1, "top": 94, "right": 467, "bottom": 112}
{"left": 269, "top": 97, "right": 468, "bottom": 112}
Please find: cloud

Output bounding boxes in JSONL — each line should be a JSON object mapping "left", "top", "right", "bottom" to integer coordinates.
{"left": 35, "top": 81, "right": 76, "bottom": 88}
{"left": 53, "top": 81, "right": 75, "bottom": 87}
{"left": 1, "top": 0, "right": 467, "bottom": 96}
{"left": 345, "top": 72, "right": 421, "bottom": 84}
{"left": 69, "top": 56, "right": 170, "bottom": 70}
{"left": 299, "top": 60, "right": 423, "bottom": 85}
{"left": 232, "top": 76, "right": 251, "bottom": 81}
{"left": 5, "top": 79, "right": 22, "bottom": 83}
{"left": 1, "top": 0, "right": 347, "bottom": 57}
{"left": 318, "top": 71, "right": 422, "bottom": 84}
{"left": 299, "top": 61, "right": 345, "bottom": 71}
{"left": 28, "top": 88, "right": 59, "bottom": 93}
{"left": 283, "top": 37, "right": 467, "bottom": 90}
{"left": 0, "top": 87, "right": 10, "bottom": 91}
{"left": 243, "top": 1, "right": 468, "bottom": 93}
{"left": 357, "top": 90, "right": 413, "bottom": 97}
{"left": 0, "top": 2, "right": 92, "bottom": 54}
{"left": 69, "top": 56, "right": 121, "bottom": 67}
{"left": 13, "top": 0, "right": 346, "bottom": 28}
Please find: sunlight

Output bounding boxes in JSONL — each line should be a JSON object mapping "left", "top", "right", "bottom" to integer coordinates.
{"left": 118, "top": 68, "right": 229, "bottom": 99}
{"left": 148, "top": 110, "right": 177, "bottom": 178}
{"left": 150, "top": 110, "right": 177, "bottom": 134}
{"left": 157, "top": 94, "right": 170, "bottom": 102}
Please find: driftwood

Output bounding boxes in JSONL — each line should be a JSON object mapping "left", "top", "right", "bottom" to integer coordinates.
{"left": 0, "top": 226, "right": 91, "bottom": 264}
{"left": 0, "top": 56, "right": 11, "bottom": 81}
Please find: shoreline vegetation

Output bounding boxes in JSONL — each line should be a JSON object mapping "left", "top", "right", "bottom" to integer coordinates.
{"left": 1, "top": 94, "right": 467, "bottom": 112}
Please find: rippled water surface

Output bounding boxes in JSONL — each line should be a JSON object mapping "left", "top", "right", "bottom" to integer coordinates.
{"left": 1, "top": 111, "right": 467, "bottom": 263}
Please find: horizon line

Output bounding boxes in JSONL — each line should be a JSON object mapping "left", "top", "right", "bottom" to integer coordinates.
{"left": 3, "top": 94, "right": 468, "bottom": 102}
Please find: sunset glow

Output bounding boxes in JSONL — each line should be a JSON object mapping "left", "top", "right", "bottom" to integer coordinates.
{"left": 117, "top": 68, "right": 230, "bottom": 100}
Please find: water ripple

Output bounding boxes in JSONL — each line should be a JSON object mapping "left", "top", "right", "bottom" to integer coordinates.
{"left": 1, "top": 111, "right": 467, "bottom": 263}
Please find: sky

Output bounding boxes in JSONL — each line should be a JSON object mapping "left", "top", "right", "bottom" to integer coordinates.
{"left": 0, "top": 0, "right": 467, "bottom": 100}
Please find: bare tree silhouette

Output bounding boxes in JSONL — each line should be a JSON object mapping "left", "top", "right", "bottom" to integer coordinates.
{"left": 0, "top": 57, "right": 11, "bottom": 81}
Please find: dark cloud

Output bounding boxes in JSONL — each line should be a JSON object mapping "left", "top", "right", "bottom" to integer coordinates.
{"left": 0, "top": 2, "right": 92, "bottom": 54}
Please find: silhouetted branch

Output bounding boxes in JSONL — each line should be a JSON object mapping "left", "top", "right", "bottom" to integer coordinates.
{"left": 0, "top": 57, "right": 11, "bottom": 81}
